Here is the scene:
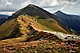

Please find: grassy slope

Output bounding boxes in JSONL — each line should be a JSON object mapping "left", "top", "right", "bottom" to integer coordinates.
{"left": 0, "top": 14, "right": 68, "bottom": 43}
{"left": 21, "top": 15, "right": 53, "bottom": 31}
{"left": 13, "top": 4, "right": 69, "bottom": 34}
{"left": 0, "top": 15, "right": 80, "bottom": 53}
{"left": 0, "top": 15, "right": 53, "bottom": 43}
{"left": 28, "top": 15, "right": 68, "bottom": 33}
{"left": 0, "top": 19, "right": 19, "bottom": 40}
{"left": 0, "top": 15, "right": 29, "bottom": 43}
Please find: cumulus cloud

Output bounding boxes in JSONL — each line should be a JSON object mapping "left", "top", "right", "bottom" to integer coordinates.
{"left": 0, "top": 0, "right": 28, "bottom": 10}
{"left": 0, "top": 11, "right": 15, "bottom": 15}
{"left": 0, "top": 0, "right": 79, "bottom": 10}
{"left": 58, "top": 0, "right": 77, "bottom": 10}
{"left": 0, "top": 0, "right": 80, "bottom": 14}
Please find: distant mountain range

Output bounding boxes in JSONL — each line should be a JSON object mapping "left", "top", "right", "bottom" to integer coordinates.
{"left": 0, "top": 14, "right": 9, "bottom": 19}
{"left": 54, "top": 11, "right": 80, "bottom": 34}
{"left": 0, "top": 14, "right": 9, "bottom": 25}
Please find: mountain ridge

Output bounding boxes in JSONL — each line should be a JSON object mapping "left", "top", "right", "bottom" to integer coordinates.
{"left": 55, "top": 10, "right": 80, "bottom": 34}
{"left": 14, "top": 4, "right": 72, "bottom": 33}
{"left": 0, "top": 4, "right": 77, "bottom": 42}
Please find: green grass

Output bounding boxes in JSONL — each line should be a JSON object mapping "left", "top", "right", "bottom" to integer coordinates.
{"left": 0, "top": 15, "right": 31, "bottom": 43}
{"left": 28, "top": 15, "right": 68, "bottom": 33}
{"left": 0, "top": 14, "right": 67, "bottom": 43}
{"left": 0, "top": 19, "right": 19, "bottom": 40}
{"left": 24, "top": 15, "right": 53, "bottom": 31}
{"left": 38, "top": 19, "right": 61, "bottom": 31}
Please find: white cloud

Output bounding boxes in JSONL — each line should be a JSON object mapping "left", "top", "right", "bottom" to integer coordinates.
{"left": 6, "top": 0, "right": 12, "bottom": 6}
{"left": 0, "top": 0, "right": 80, "bottom": 14}
{"left": 60, "top": 5, "right": 66, "bottom": 10}
{"left": 50, "top": 0, "right": 59, "bottom": 6}
{"left": 40, "top": 0, "right": 51, "bottom": 6}
{"left": 0, "top": 11, "right": 15, "bottom": 16}
{"left": 0, "top": 0, "right": 79, "bottom": 10}
{"left": 57, "top": 0, "right": 77, "bottom": 10}
{"left": 0, "top": 0, "right": 28, "bottom": 10}
{"left": 40, "top": 0, "right": 59, "bottom": 7}
{"left": 21, "top": 0, "right": 30, "bottom": 8}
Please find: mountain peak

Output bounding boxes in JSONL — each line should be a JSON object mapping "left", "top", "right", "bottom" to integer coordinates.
{"left": 55, "top": 10, "right": 64, "bottom": 14}
{"left": 27, "top": 4, "right": 37, "bottom": 8}
{"left": 55, "top": 10, "right": 68, "bottom": 16}
{"left": 28, "top": 4, "right": 34, "bottom": 6}
{"left": 57, "top": 10, "right": 62, "bottom": 12}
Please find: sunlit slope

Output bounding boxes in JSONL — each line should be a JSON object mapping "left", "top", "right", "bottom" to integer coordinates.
{"left": 0, "top": 14, "right": 52, "bottom": 41}
{"left": 12, "top": 4, "right": 69, "bottom": 33}
{"left": 28, "top": 15, "right": 68, "bottom": 33}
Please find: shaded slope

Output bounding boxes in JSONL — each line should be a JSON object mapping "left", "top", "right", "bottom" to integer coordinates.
{"left": 0, "top": 18, "right": 20, "bottom": 40}
{"left": 55, "top": 11, "right": 80, "bottom": 34}
{"left": 0, "top": 15, "right": 29, "bottom": 40}
{"left": 0, "top": 14, "right": 9, "bottom": 25}
{"left": 12, "top": 4, "right": 70, "bottom": 33}
{"left": 0, "top": 18, "right": 7, "bottom": 25}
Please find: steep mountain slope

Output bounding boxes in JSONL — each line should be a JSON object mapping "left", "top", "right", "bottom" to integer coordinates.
{"left": 0, "top": 4, "right": 76, "bottom": 41}
{"left": 0, "top": 14, "right": 9, "bottom": 25}
{"left": 55, "top": 11, "right": 80, "bottom": 34}
{"left": 0, "top": 4, "right": 77, "bottom": 41}
{"left": 12, "top": 4, "right": 72, "bottom": 33}
{"left": 0, "top": 15, "right": 29, "bottom": 41}
{"left": 0, "top": 15, "right": 80, "bottom": 53}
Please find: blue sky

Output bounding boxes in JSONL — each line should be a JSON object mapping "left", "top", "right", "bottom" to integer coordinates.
{"left": 0, "top": 0, "right": 80, "bottom": 15}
